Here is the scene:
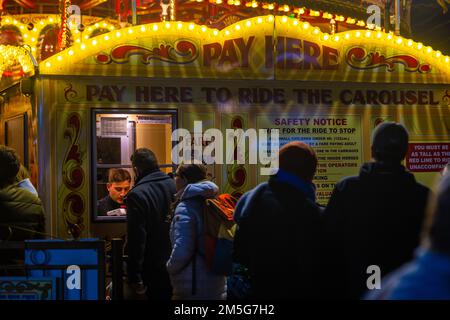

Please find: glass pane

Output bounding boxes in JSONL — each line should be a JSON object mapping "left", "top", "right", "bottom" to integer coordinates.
{"left": 94, "top": 112, "right": 175, "bottom": 221}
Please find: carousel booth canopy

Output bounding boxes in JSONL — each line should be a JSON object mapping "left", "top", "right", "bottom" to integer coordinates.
{"left": 37, "top": 15, "right": 450, "bottom": 84}
{"left": 1, "top": 3, "right": 450, "bottom": 241}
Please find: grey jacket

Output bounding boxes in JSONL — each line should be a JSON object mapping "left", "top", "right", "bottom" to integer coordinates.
{"left": 167, "top": 181, "right": 226, "bottom": 300}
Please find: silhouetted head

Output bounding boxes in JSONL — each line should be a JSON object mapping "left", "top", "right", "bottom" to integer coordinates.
{"left": 278, "top": 141, "right": 317, "bottom": 182}
{"left": 371, "top": 122, "right": 409, "bottom": 164}
{"left": 130, "top": 148, "right": 159, "bottom": 179}
{"left": 175, "top": 163, "right": 207, "bottom": 192}
{"left": 0, "top": 145, "right": 20, "bottom": 188}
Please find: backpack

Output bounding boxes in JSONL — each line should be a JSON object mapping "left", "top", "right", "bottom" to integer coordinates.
{"left": 202, "top": 193, "right": 238, "bottom": 276}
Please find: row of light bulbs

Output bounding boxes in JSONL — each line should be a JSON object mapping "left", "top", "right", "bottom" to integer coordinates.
{"left": 42, "top": 16, "right": 450, "bottom": 70}
{"left": 0, "top": 45, "right": 35, "bottom": 79}
{"left": 1, "top": 4, "right": 368, "bottom": 53}
{"left": 0, "top": 15, "right": 119, "bottom": 51}
{"left": 194, "top": 0, "right": 367, "bottom": 27}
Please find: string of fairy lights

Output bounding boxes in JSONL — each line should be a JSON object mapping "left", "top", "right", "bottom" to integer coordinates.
{"left": 0, "top": 15, "right": 121, "bottom": 54}
{"left": 0, "top": 0, "right": 372, "bottom": 59}
{"left": 0, "top": 1, "right": 449, "bottom": 78}
{"left": 39, "top": 15, "right": 450, "bottom": 74}
{"left": 0, "top": 45, "right": 35, "bottom": 80}
{"left": 193, "top": 0, "right": 368, "bottom": 27}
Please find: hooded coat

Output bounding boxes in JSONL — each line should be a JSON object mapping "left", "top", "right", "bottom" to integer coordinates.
{"left": 167, "top": 180, "right": 227, "bottom": 300}
{"left": 323, "top": 162, "right": 430, "bottom": 299}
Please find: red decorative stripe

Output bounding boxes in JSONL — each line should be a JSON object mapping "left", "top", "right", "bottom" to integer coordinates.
{"left": 346, "top": 46, "right": 431, "bottom": 73}
{"left": 96, "top": 41, "right": 199, "bottom": 65}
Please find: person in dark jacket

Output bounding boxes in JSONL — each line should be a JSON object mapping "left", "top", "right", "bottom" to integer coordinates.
{"left": 232, "top": 141, "right": 324, "bottom": 299}
{"left": 0, "top": 146, "right": 45, "bottom": 273}
{"left": 0, "top": 145, "right": 45, "bottom": 241}
{"left": 366, "top": 171, "right": 450, "bottom": 300}
{"left": 125, "top": 148, "right": 176, "bottom": 300}
{"left": 323, "top": 122, "right": 430, "bottom": 299}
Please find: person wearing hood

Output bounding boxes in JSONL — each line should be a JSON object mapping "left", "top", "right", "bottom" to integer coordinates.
{"left": 365, "top": 171, "right": 450, "bottom": 300}
{"left": 323, "top": 122, "right": 430, "bottom": 299}
{"left": 125, "top": 148, "right": 176, "bottom": 300}
{"left": 231, "top": 141, "right": 324, "bottom": 299}
{"left": 166, "top": 163, "right": 226, "bottom": 300}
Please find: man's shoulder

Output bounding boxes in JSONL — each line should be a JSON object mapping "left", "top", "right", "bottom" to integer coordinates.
{"left": 97, "top": 195, "right": 110, "bottom": 205}
{"left": 0, "top": 184, "right": 42, "bottom": 205}
{"left": 132, "top": 176, "right": 174, "bottom": 193}
{"left": 126, "top": 186, "right": 144, "bottom": 201}
{"left": 97, "top": 195, "right": 117, "bottom": 214}
{"left": 414, "top": 181, "right": 431, "bottom": 195}
{"left": 335, "top": 175, "right": 361, "bottom": 192}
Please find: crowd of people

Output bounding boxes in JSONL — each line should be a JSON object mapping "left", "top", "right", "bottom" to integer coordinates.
{"left": 1, "top": 121, "right": 450, "bottom": 300}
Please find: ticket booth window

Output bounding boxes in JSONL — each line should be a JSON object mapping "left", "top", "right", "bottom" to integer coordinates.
{"left": 92, "top": 110, "right": 177, "bottom": 221}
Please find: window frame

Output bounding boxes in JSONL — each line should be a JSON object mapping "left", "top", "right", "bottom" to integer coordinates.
{"left": 91, "top": 108, "right": 178, "bottom": 223}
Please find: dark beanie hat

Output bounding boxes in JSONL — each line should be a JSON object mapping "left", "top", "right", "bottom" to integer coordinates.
{"left": 278, "top": 141, "right": 317, "bottom": 182}
{"left": 372, "top": 122, "right": 409, "bottom": 163}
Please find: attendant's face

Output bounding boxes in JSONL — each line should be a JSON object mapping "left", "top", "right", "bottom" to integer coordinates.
{"left": 107, "top": 180, "right": 131, "bottom": 204}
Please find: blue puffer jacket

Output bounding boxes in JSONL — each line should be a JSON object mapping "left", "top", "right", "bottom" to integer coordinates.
{"left": 167, "top": 181, "right": 227, "bottom": 300}
{"left": 365, "top": 248, "right": 450, "bottom": 300}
